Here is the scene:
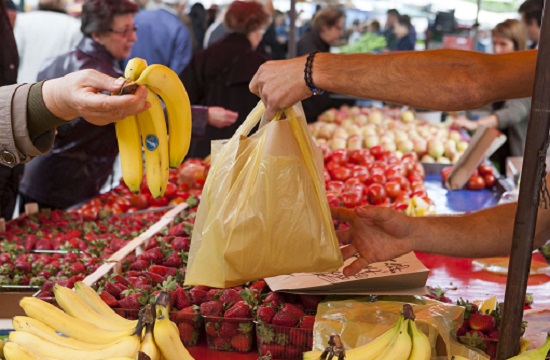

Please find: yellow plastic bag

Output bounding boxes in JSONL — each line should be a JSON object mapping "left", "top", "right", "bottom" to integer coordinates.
{"left": 184, "top": 101, "right": 343, "bottom": 288}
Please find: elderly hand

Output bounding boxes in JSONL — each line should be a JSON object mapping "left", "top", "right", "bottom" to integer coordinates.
{"left": 451, "top": 115, "right": 478, "bottom": 131}
{"left": 42, "top": 69, "right": 149, "bottom": 125}
{"left": 331, "top": 206, "right": 414, "bottom": 276}
{"left": 249, "top": 56, "right": 313, "bottom": 119}
{"left": 207, "top": 106, "right": 238, "bottom": 128}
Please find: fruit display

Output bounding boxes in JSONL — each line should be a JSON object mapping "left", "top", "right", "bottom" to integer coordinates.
{"left": 116, "top": 58, "right": 192, "bottom": 197}
{"left": 322, "top": 147, "right": 433, "bottom": 217}
{"left": 6, "top": 284, "right": 193, "bottom": 359}
{"left": 303, "top": 304, "right": 430, "bottom": 360}
{"left": 0, "top": 210, "right": 161, "bottom": 289}
{"left": 309, "top": 105, "right": 469, "bottom": 165}
{"left": 442, "top": 164, "right": 498, "bottom": 191}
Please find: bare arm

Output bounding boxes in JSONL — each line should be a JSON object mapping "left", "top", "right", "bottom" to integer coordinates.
{"left": 250, "top": 50, "right": 537, "bottom": 117}
{"left": 333, "top": 171, "right": 550, "bottom": 276}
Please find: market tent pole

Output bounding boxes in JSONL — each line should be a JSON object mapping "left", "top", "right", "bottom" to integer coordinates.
{"left": 288, "top": 0, "right": 297, "bottom": 58}
{"left": 496, "top": 0, "right": 550, "bottom": 358}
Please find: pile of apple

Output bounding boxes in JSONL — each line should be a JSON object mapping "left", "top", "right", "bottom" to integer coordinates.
{"left": 442, "top": 164, "right": 497, "bottom": 191}
{"left": 309, "top": 105, "right": 469, "bottom": 165}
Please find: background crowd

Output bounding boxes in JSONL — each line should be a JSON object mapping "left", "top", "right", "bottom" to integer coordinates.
{"left": 0, "top": 0, "right": 543, "bottom": 220}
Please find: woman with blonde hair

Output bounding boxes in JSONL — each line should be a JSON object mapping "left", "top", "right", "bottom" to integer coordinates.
{"left": 453, "top": 19, "right": 530, "bottom": 170}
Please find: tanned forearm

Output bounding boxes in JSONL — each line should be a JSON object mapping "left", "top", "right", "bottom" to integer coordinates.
{"left": 312, "top": 50, "right": 537, "bottom": 112}
{"left": 410, "top": 203, "right": 517, "bottom": 257}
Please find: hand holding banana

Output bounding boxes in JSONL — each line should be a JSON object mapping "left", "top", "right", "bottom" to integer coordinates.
{"left": 116, "top": 58, "right": 192, "bottom": 197}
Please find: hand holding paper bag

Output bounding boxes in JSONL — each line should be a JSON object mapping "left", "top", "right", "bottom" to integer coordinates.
{"left": 184, "top": 102, "right": 343, "bottom": 288}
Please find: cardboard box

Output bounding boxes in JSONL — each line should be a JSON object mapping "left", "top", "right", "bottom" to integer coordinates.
{"left": 0, "top": 291, "right": 33, "bottom": 318}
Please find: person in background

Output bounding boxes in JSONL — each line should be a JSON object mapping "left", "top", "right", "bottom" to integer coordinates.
{"left": 203, "top": 0, "right": 273, "bottom": 48}
{"left": 189, "top": 2, "right": 207, "bottom": 52}
{"left": 180, "top": 0, "right": 269, "bottom": 159}
{"left": 0, "top": 0, "right": 20, "bottom": 220}
{"left": 368, "top": 19, "right": 382, "bottom": 35}
{"left": 519, "top": 0, "right": 542, "bottom": 49}
{"left": 296, "top": 6, "right": 347, "bottom": 122}
{"left": 393, "top": 15, "right": 415, "bottom": 51}
{"left": 453, "top": 19, "right": 529, "bottom": 171}
{"left": 14, "top": 0, "right": 82, "bottom": 83}
{"left": 261, "top": 10, "right": 287, "bottom": 60}
{"left": 18, "top": 0, "right": 140, "bottom": 211}
{"left": 347, "top": 19, "right": 362, "bottom": 45}
{"left": 383, "top": 8, "right": 399, "bottom": 51}
{"left": 206, "top": 4, "right": 217, "bottom": 28}
{"left": 0, "top": 70, "right": 149, "bottom": 168}
{"left": 126, "top": 0, "right": 192, "bottom": 74}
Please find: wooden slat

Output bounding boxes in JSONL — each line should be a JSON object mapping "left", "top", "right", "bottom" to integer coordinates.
{"left": 497, "top": 0, "right": 550, "bottom": 358}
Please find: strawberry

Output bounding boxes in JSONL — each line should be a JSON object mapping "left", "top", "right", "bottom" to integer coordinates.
{"left": 248, "top": 280, "right": 268, "bottom": 294}
{"left": 205, "top": 321, "right": 218, "bottom": 337}
{"left": 112, "top": 274, "right": 130, "bottom": 287}
{"left": 171, "top": 236, "right": 190, "bottom": 252}
{"left": 230, "top": 334, "right": 252, "bottom": 352}
{"left": 469, "top": 313, "right": 496, "bottom": 332}
{"left": 34, "top": 238, "right": 53, "bottom": 250}
{"left": 213, "top": 337, "right": 231, "bottom": 351}
{"left": 148, "top": 265, "right": 168, "bottom": 277}
{"left": 263, "top": 292, "right": 285, "bottom": 308}
{"left": 485, "top": 341, "right": 497, "bottom": 358}
{"left": 220, "top": 289, "right": 242, "bottom": 307}
{"left": 285, "top": 345, "right": 303, "bottom": 358}
{"left": 257, "top": 305, "right": 276, "bottom": 324}
{"left": 272, "top": 304, "right": 305, "bottom": 327}
{"left": 200, "top": 301, "right": 223, "bottom": 317}
{"left": 109, "top": 238, "right": 127, "bottom": 252}
{"left": 15, "top": 261, "right": 32, "bottom": 274}
{"left": 300, "top": 315, "right": 315, "bottom": 330}
{"left": 224, "top": 301, "right": 251, "bottom": 319}
{"left": 299, "top": 295, "right": 324, "bottom": 311}
{"left": 426, "top": 286, "right": 452, "bottom": 303}
{"left": 145, "top": 271, "right": 164, "bottom": 285}
{"left": 145, "top": 238, "right": 160, "bottom": 251}
{"left": 162, "top": 252, "right": 182, "bottom": 268}
{"left": 219, "top": 321, "right": 239, "bottom": 338}
{"left": 174, "top": 288, "right": 191, "bottom": 310}
{"left": 118, "top": 292, "right": 144, "bottom": 310}
{"left": 459, "top": 330, "right": 487, "bottom": 349}
{"left": 69, "top": 262, "right": 86, "bottom": 275}
{"left": 178, "top": 322, "right": 196, "bottom": 344}
{"left": 189, "top": 287, "right": 208, "bottom": 305}
{"left": 486, "top": 329, "right": 499, "bottom": 340}
{"left": 168, "top": 223, "right": 186, "bottom": 237}
{"left": 23, "top": 235, "right": 39, "bottom": 252}
{"left": 138, "top": 247, "right": 165, "bottom": 264}
{"left": 260, "top": 344, "right": 284, "bottom": 357}
{"left": 207, "top": 288, "right": 223, "bottom": 302}
{"left": 100, "top": 291, "right": 119, "bottom": 307}
{"left": 129, "top": 260, "right": 149, "bottom": 271}
{"left": 289, "top": 327, "right": 307, "bottom": 346}
{"left": 0, "top": 253, "right": 12, "bottom": 265}
{"left": 165, "top": 267, "right": 177, "bottom": 278}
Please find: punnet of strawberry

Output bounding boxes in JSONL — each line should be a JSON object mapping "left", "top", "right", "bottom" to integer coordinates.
{"left": 454, "top": 298, "right": 527, "bottom": 360}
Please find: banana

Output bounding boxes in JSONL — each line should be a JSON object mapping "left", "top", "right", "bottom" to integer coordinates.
{"left": 137, "top": 89, "right": 169, "bottom": 198}
{"left": 73, "top": 281, "right": 133, "bottom": 324}
{"left": 407, "top": 319, "right": 431, "bottom": 360}
{"left": 140, "top": 322, "right": 161, "bottom": 360}
{"left": 507, "top": 332, "right": 550, "bottom": 360}
{"left": 125, "top": 58, "right": 148, "bottom": 81}
{"left": 374, "top": 318, "right": 412, "bottom": 360}
{"left": 3, "top": 342, "right": 44, "bottom": 360}
{"left": 115, "top": 57, "right": 148, "bottom": 194}
{"left": 20, "top": 297, "right": 134, "bottom": 344}
{"left": 13, "top": 316, "right": 132, "bottom": 351}
{"left": 135, "top": 64, "right": 192, "bottom": 168}
{"left": 9, "top": 331, "right": 140, "bottom": 360}
{"left": 303, "top": 315, "right": 405, "bottom": 360}
{"left": 153, "top": 294, "right": 194, "bottom": 360}
{"left": 53, "top": 284, "right": 138, "bottom": 332}
{"left": 116, "top": 115, "right": 143, "bottom": 194}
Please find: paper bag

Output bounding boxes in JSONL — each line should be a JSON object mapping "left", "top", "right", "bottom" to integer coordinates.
{"left": 184, "top": 102, "right": 343, "bottom": 288}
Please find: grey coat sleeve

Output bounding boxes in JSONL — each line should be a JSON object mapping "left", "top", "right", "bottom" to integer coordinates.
{"left": 0, "top": 83, "right": 55, "bottom": 167}
{"left": 494, "top": 98, "right": 532, "bottom": 130}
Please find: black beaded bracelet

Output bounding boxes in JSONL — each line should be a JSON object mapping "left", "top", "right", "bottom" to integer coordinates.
{"left": 304, "top": 51, "right": 325, "bottom": 96}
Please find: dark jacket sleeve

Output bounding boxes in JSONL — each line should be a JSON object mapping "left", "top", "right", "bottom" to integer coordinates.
{"left": 181, "top": 56, "right": 208, "bottom": 138}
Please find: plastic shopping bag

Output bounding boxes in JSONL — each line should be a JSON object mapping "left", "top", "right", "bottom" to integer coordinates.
{"left": 184, "top": 101, "right": 343, "bottom": 288}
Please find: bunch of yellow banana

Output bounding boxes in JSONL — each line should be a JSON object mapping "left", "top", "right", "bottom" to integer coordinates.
{"left": 6, "top": 283, "right": 194, "bottom": 360}
{"left": 303, "top": 304, "right": 431, "bottom": 360}
{"left": 116, "top": 58, "right": 192, "bottom": 197}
